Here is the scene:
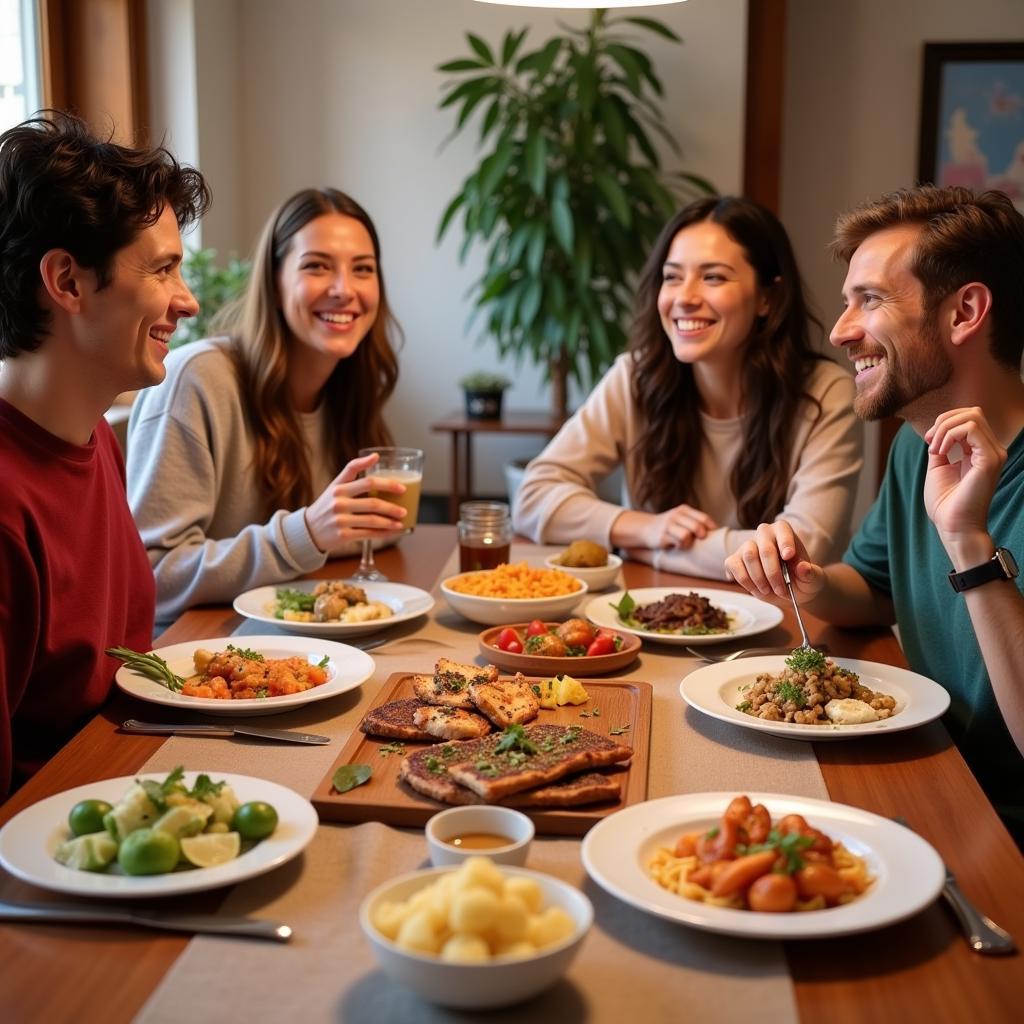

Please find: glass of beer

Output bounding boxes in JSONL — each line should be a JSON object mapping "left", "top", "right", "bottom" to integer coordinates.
{"left": 351, "top": 446, "right": 424, "bottom": 582}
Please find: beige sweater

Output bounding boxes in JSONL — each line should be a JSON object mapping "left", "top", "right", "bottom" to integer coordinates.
{"left": 512, "top": 352, "right": 864, "bottom": 579}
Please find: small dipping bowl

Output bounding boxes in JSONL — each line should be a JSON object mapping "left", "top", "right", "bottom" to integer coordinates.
{"left": 426, "top": 806, "right": 535, "bottom": 867}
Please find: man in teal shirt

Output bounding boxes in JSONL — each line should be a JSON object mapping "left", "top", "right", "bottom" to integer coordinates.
{"left": 725, "top": 185, "right": 1024, "bottom": 844}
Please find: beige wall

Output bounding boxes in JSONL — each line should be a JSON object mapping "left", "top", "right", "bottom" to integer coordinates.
{"left": 782, "top": 0, "right": 1024, "bottom": 525}
{"left": 162, "top": 0, "right": 748, "bottom": 495}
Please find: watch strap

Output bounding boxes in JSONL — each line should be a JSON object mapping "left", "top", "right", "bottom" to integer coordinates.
{"left": 948, "top": 547, "right": 1019, "bottom": 593}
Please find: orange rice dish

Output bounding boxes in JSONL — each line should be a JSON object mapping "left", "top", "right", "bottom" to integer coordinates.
{"left": 182, "top": 647, "right": 329, "bottom": 700}
{"left": 445, "top": 561, "right": 583, "bottom": 599}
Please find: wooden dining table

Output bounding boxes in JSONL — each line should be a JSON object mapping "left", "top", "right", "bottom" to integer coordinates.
{"left": 1, "top": 525, "right": 1021, "bottom": 1023}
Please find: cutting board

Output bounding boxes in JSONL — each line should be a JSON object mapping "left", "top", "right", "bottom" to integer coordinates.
{"left": 311, "top": 672, "right": 652, "bottom": 836}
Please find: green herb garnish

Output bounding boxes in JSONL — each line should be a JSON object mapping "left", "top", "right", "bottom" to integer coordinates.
{"left": 610, "top": 591, "right": 636, "bottom": 620}
{"left": 609, "top": 724, "right": 630, "bottom": 736}
{"left": 784, "top": 647, "right": 827, "bottom": 674}
{"left": 736, "top": 700, "right": 752, "bottom": 713}
{"left": 189, "top": 773, "right": 225, "bottom": 800}
{"left": 495, "top": 724, "right": 538, "bottom": 755}
{"left": 559, "top": 725, "right": 583, "bottom": 744}
{"left": 317, "top": 655, "right": 330, "bottom": 668}
{"left": 531, "top": 684, "right": 542, "bottom": 698}
{"left": 425, "top": 756, "right": 446, "bottom": 775}
{"left": 106, "top": 646, "right": 185, "bottom": 692}
{"left": 332, "top": 764, "right": 372, "bottom": 793}
{"left": 378, "top": 742, "right": 406, "bottom": 757}
{"left": 742, "top": 828, "right": 815, "bottom": 875}
{"left": 137, "top": 766, "right": 186, "bottom": 812}
{"left": 226, "top": 644, "right": 264, "bottom": 662}
{"left": 776, "top": 680, "right": 806, "bottom": 708}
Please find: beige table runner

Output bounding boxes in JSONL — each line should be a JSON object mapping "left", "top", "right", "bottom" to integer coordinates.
{"left": 137, "top": 545, "right": 826, "bottom": 1023}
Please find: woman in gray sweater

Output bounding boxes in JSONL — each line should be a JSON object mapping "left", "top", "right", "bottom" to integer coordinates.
{"left": 127, "top": 189, "right": 407, "bottom": 625}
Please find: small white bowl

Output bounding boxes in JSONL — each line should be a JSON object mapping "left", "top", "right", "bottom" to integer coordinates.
{"left": 544, "top": 552, "right": 623, "bottom": 592}
{"left": 440, "top": 574, "right": 587, "bottom": 626}
{"left": 426, "top": 806, "right": 535, "bottom": 867}
{"left": 359, "top": 865, "right": 592, "bottom": 1010}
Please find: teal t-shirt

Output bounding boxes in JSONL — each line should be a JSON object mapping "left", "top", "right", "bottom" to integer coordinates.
{"left": 844, "top": 422, "right": 1024, "bottom": 842}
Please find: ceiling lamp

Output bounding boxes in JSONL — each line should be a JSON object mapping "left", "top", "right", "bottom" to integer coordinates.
{"left": 473, "top": 2, "right": 687, "bottom": 8}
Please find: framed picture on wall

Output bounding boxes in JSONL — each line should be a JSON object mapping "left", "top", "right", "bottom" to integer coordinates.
{"left": 918, "top": 42, "right": 1024, "bottom": 212}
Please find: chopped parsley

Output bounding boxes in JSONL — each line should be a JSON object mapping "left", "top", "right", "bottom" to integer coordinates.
{"left": 775, "top": 680, "right": 806, "bottom": 707}
{"left": 740, "top": 828, "right": 815, "bottom": 875}
{"left": 424, "top": 756, "right": 446, "bottom": 775}
{"left": 579, "top": 706, "right": 601, "bottom": 719}
{"left": 559, "top": 725, "right": 583, "bottom": 745}
{"left": 317, "top": 654, "right": 330, "bottom": 668}
{"left": 531, "top": 684, "right": 542, "bottom": 698}
{"left": 785, "top": 646, "right": 827, "bottom": 674}
{"left": 495, "top": 724, "right": 538, "bottom": 756}
{"left": 226, "top": 644, "right": 264, "bottom": 662}
{"left": 378, "top": 741, "right": 406, "bottom": 757}
{"left": 274, "top": 588, "right": 315, "bottom": 617}
{"left": 735, "top": 700, "right": 752, "bottom": 713}
{"left": 609, "top": 724, "right": 630, "bottom": 736}
{"left": 436, "top": 671, "right": 466, "bottom": 693}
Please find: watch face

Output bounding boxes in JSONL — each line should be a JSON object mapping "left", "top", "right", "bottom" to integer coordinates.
{"left": 996, "top": 548, "right": 1019, "bottom": 577}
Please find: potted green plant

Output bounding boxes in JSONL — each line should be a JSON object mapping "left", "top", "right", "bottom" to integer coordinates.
{"left": 437, "top": 10, "right": 714, "bottom": 420}
{"left": 173, "top": 247, "right": 252, "bottom": 348}
{"left": 459, "top": 371, "right": 512, "bottom": 420}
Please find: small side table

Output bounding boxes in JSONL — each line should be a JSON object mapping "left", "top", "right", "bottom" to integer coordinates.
{"left": 430, "top": 409, "right": 566, "bottom": 522}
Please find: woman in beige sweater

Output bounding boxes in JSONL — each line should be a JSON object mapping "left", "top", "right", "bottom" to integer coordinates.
{"left": 513, "top": 196, "right": 863, "bottom": 579}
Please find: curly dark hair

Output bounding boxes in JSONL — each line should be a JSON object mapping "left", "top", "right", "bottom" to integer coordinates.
{"left": 0, "top": 110, "right": 211, "bottom": 359}
{"left": 630, "top": 196, "right": 826, "bottom": 528}
{"left": 211, "top": 188, "right": 400, "bottom": 515}
{"left": 830, "top": 185, "right": 1024, "bottom": 371}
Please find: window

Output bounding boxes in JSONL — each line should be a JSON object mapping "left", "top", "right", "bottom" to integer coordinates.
{"left": 0, "top": 0, "right": 41, "bottom": 134}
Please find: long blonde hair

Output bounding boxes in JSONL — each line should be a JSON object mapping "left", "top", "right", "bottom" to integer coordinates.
{"left": 214, "top": 189, "right": 400, "bottom": 514}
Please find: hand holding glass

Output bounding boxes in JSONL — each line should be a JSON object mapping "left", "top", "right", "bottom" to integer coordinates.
{"left": 351, "top": 447, "right": 424, "bottom": 582}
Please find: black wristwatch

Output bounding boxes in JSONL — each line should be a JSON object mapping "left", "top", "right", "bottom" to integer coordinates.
{"left": 947, "top": 547, "right": 1019, "bottom": 593}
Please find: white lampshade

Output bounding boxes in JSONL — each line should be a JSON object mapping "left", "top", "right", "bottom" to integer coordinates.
{"left": 473, "top": 1, "right": 686, "bottom": 8}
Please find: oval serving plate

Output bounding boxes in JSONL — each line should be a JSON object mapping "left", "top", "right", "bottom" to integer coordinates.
{"left": 114, "top": 635, "right": 374, "bottom": 717}
{"left": 478, "top": 622, "right": 641, "bottom": 676}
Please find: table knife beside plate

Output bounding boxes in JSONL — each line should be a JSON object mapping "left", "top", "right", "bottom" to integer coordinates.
{"left": 0, "top": 899, "right": 292, "bottom": 941}
{"left": 120, "top": 720, "right": 330, "bottom": 745}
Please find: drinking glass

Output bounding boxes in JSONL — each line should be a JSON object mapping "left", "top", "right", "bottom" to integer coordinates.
{"left": 351, "top": 446, "right": 424, "bottom": 582}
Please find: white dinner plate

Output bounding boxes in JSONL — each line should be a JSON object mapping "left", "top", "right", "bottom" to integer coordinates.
{"left": 0, "top": 772, "right": 318, "bottom": 899}
{"left": 584, "top": 587, "right": 783, "bottom": 646}
{"left": 581, "top": 792, "right": 944, "bottom": 940}
{"left": 233, "top": 580, "right": 434, "bottom": 638}
{"left": 679, "top": 656, "right": 950, "bottom": 741}
{"left": 115, "top": 635, "right": 374, "bottom": 717}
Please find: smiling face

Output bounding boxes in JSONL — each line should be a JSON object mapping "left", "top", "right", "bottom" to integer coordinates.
{"left": 656, "top": 220, "right": 769, "bottom": 376}
{"left": 78, "top": 204, "right": 198, "bottom": 391}
{"left": 830, "top": 224, "right": 952, "bottom": 422}
{"left": 276, "top": 212, "right": 380, "bottom": 375}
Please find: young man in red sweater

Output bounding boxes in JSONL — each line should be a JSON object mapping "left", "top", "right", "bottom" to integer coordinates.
{"left": 0, "top": 112, "right": 210, "bottom": 798}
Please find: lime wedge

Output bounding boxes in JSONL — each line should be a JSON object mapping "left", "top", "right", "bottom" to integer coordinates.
{"left": 179, "top": 831, "right": 241, "bottom": 868}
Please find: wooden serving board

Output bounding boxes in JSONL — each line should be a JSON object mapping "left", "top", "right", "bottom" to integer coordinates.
{"left": 312, "top": 672, "right": 652, "bottom": 836}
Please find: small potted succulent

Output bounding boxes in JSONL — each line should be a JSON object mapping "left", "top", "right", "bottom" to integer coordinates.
{"left": 460, "top": 371, "right": 511, "bottom": 420}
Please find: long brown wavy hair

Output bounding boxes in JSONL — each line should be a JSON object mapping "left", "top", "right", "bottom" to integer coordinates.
{"left": 630, "top": 196, "right": 825, "bottom": 527}
{"left": 213, "top": 188, "right": 400, "bottom": 515}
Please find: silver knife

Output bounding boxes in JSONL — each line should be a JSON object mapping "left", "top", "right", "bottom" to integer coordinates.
{"left": 121, "top": 719, "right": 330, "bottom": 745}
{"left": 0, "top": 898, "right": 291, "bottom": 942}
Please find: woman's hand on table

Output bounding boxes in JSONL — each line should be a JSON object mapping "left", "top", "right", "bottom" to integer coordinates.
{"left": 611, "top": 504, "right": 717, "bottom": 551}
{"left": 724, "top": 521, "right": 825, "bottom": 603}
{"left": 304, "top": 453, "right": 407, "bottom": 556}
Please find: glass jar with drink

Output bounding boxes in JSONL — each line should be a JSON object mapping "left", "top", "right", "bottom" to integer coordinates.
{"left": 458, "top": 501, "right": 512, "bottom": 572}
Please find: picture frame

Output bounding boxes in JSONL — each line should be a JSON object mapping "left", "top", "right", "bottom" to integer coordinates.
{"left": 918, "top": 42, "right": 1024, "bottom": 210}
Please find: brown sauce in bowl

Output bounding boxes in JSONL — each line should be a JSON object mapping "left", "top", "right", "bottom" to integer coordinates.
{"left": 444, "top": 832, "right": 514, "bottom": 850}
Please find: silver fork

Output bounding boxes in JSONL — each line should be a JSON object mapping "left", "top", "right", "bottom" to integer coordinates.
{"left": 893, "top": 817, "right": 1015, "bottom": 955}
{"left": 780, "top": 560, "right": 815, "bottom": 652}
{"left": 686, "top": 643, "right": 830, "bottom": 663}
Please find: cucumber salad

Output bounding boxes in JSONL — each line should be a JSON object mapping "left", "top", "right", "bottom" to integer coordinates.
{"left": 54, "top": 767, "right": 279, "bottom": 876}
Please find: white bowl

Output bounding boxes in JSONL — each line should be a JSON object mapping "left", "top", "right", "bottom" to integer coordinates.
{"left": 426, "top": 807, "right": 535, "bottom": 867}
{"left": 440, "top": 574, "right": 588, "bottom": 626}
{"left": 544, "top": 552, "right": 623, "bottom": 592}
{"left": 359, "top": 865, "right": 592, "bottom": 1009}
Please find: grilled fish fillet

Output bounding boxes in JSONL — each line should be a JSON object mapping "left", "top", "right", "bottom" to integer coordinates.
{"left": 359, "top": 698, "right": 433, "bottom": 742}
{"left": 412, "top": 705, "right": 492, "bottom": 741}
{"left": 400, "top": 738, "right": 622, "bottom": 807}
{"left": 469, "top": 673, "right": 539, "bottom": 728}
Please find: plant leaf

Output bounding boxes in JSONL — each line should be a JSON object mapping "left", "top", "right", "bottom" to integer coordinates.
{"left": 467, "top": 33, "right": 495, "bottom": 66}
{"left": 550, "top": 196, "right": 574, "bottom": 257}
{"left": 598, "top": 97, "right": 628, "bottom": 159}
{"left": 617, "top": 16, "right": 682, "bottom": 43}
{"left": 594, "top": 169, "right": 631, "bottom": 227}
{"left": 525, "top": 132, "right": 547, "bottom": 197}
{"left": 501, "top": 27, "right": 528, "bottom": 66}
{"left": 520, "top": 278, "right": 542, "bottom": 328}
{"left": 526, "top": 223, "right": 546, "bottom": 276}
{"left": 438, "top": 58, "right": 487, "bottom": 73}
{"left": 332, "top": 764, "right": 372, "bottom": 794}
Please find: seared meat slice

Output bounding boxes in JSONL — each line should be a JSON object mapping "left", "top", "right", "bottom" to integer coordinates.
{"left": 359, "top": 698, "right": 433, "bottom": 742}
{"left": 413, "top": 705, "right": 492, "bottom": 741}
{"left": 469, "top": 673, "right": 539, "bottom": 728}
{"left": 447, "top": 723, "right": 632, "bottom": 801}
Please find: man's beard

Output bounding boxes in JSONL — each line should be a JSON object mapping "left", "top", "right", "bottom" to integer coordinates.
{"left": 854, "top": 313, "right": 952, "bottom": 421}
